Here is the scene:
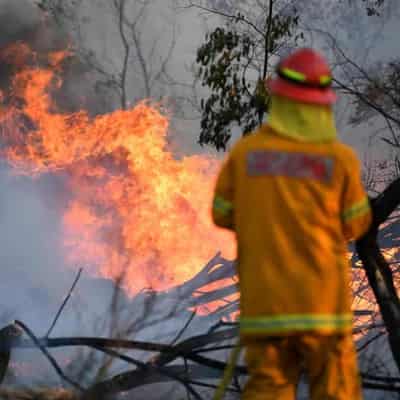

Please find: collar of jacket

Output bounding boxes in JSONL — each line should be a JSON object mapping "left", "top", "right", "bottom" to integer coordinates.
{"left": 266, "top": 94, "right": 337, "bottom": 143}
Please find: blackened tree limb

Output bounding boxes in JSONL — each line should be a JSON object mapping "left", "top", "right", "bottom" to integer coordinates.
{"left": 370, "top": 178, "right": 400, "bottom": 226}
{"left": 0, "top": 323, "right": 22, "bottom": 385}
{"left": 356, "top": 177, "right": 400, "bottom": 373}
{"left": 82, "top": 327, "right": 238, "bottom": 397}
{"left": 14, "top": 321, "right": 85, "bottom": 392}
{"left": 3, "top": 320, "right": 400, "bottom": 394}
{"left": 82, "top": 364, "right": 231, "bottom": 395}
{"left": 3, "top": 327, "right": 238, "bottom": 358}
{"left": 113, "top": 0, "right": 130, "bottom": 110}
{"left": 83, "top": 346, "right": 204, "bottom": 400}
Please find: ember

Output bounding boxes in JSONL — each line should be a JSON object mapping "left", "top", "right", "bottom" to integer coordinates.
{"left": 0, "top": 43, "right": 235, "bottom": 295}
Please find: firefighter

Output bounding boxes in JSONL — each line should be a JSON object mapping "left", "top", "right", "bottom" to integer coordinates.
{"left": 211, "top": 48, "right": 372, "bottom": 400}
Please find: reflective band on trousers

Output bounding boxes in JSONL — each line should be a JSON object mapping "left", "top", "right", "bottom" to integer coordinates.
{"left": 240, "top": 314, "right": 353, "bottom": 333}
{"left": 213, "top": 196, "right": 233, "bottom": 216}
{"left": 342, "top": 197, "right": 370, "bottom": 222}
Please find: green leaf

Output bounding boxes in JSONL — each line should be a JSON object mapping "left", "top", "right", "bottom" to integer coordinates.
{"left": 195, "top": 5, "right": 300, "bottom": 150}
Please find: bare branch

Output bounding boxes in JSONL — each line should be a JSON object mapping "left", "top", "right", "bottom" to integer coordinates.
{"left": 46, "top": 268, "right": 83, "bottom": 338}
{"left": 14, "top": 321, "right": 85, "bottom": 392}
{"left": 181, "top": 2, "right": 265, "bottom": 36}
{"left": 113, "top": 0, "right": 130, "bottom": 109}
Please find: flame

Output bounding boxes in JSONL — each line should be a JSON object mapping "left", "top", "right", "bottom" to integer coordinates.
{"left": 0, "top": 43, "right": 235, "bottom": 294}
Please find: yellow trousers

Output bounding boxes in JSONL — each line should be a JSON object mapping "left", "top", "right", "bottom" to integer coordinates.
{"left": 242, "top": 333, "right": 362, "bottom": 400}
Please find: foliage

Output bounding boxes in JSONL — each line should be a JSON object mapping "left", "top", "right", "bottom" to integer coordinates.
{"left": 193, "top": 0, "right": 391, "bottom": 151}
{"left": 359, "top": 0, "right": 386, "bottom": 16}
{"left": 34, "top": 0, "right": 180, "bottom": 113}
{"left": 349, "top": 60, "right": 400, "bottom": 129}
{"left": 195, "top": 1, "right": 302, "bottom": 151}
{"left": 35, "top": 0, "right": 82, "bottom": 23}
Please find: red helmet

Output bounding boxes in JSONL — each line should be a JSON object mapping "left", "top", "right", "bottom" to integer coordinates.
{"left": 266, "top": 48, "right": 336, "bottom": 105}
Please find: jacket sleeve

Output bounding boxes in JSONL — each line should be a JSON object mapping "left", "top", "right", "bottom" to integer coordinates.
{"left": 212, "top": 154, "right": 235, "bottom": 231}
{"left": 340, "top": 150, "right": 372, "bottom": 241}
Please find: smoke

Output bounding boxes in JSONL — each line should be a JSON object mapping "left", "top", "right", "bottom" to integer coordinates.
{"left": 0, "top": 0, "right": 128, "bottom": 346}
{"left": 0, "top": 1, "right": 44, "bottom": 47}
{"left": 0, "top": 0, "right": 204, "bottom": 336}
{"left": 0, "top": 1, "right": 61, "bottom": 320}
{"left": 0, "top": 162, "right": 130, "bottom": 384}
{"left": 0, "top": 0, "right": 115, "bottom": 118}
{"left": 0, "top": 0, "right": 124, "bottom": 330}
{"left": 0, "top": 0, "right": 66, "bottom": 72}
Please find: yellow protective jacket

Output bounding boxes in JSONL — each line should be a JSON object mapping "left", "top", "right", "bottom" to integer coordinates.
{"left": 212, "top": 96, "right": 372, "bottom": 338}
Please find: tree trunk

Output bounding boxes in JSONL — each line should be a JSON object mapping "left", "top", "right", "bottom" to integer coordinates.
{"left": 356, "top": 178, "right": 400, "bottom": 373}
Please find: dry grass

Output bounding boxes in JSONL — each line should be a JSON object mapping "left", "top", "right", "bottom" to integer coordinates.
{"left": 0, "top": 388, "right": 78, "bottom": 400}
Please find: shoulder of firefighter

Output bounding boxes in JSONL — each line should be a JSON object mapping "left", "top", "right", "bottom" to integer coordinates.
{"left": 212, "top": 127, "right": 371, "bottom": 241}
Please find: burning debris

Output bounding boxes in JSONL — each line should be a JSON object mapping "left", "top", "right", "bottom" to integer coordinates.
{"left": 0, "top": 7, "right": 239, "bottom": 394}
{"left": 0, "top": 41, "right": 235, "bottom": 296}
{"left": 0, "top": 260, "right": 242, "bottom": 398}
{"left": 0, "top": 4, "right": 241, "bottom": 395}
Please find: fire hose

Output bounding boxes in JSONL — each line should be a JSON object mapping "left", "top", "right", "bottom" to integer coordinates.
{"left": 212, "top": 342, "right": 242, "bottom": 400}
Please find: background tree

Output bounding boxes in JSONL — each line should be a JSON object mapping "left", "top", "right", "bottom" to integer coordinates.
{"left": 347, "top": 58, "right": 400, "bottom": 171}
{"left": 34, "top": 0, "right": 182, "bottom": 113}
{"left": 189, "top": 0, "right": 392, "bottom": 151}
{"left": 188, "top": 0, "right": 302, "bottom": 150}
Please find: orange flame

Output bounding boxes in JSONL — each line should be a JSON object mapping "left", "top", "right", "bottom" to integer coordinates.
{"left": 0, "top": 43, "right": 235, "bottom": 294}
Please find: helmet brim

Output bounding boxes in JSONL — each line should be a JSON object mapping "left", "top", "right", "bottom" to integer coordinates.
{"left": 266, "top": 77, "right": 337, "bottom": 105}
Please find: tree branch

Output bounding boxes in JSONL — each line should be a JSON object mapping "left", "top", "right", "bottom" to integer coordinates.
{"left": 182, "top": 3, "right": 264, "bottom": 36}
{"left": 113, "top": 0, "right": 130, "bottom": 109}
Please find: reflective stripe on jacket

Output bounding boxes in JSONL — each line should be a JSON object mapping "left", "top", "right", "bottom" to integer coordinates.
{"left": 212, "top": 124, "right": 372, "bottom": 337}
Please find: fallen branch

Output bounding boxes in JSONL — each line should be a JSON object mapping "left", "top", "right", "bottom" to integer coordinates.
{"left": 14, "top": 321, "right": 84, "bottom": 392}
{"left": 1, "top": 319, "right": 399, "bottom": 396}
